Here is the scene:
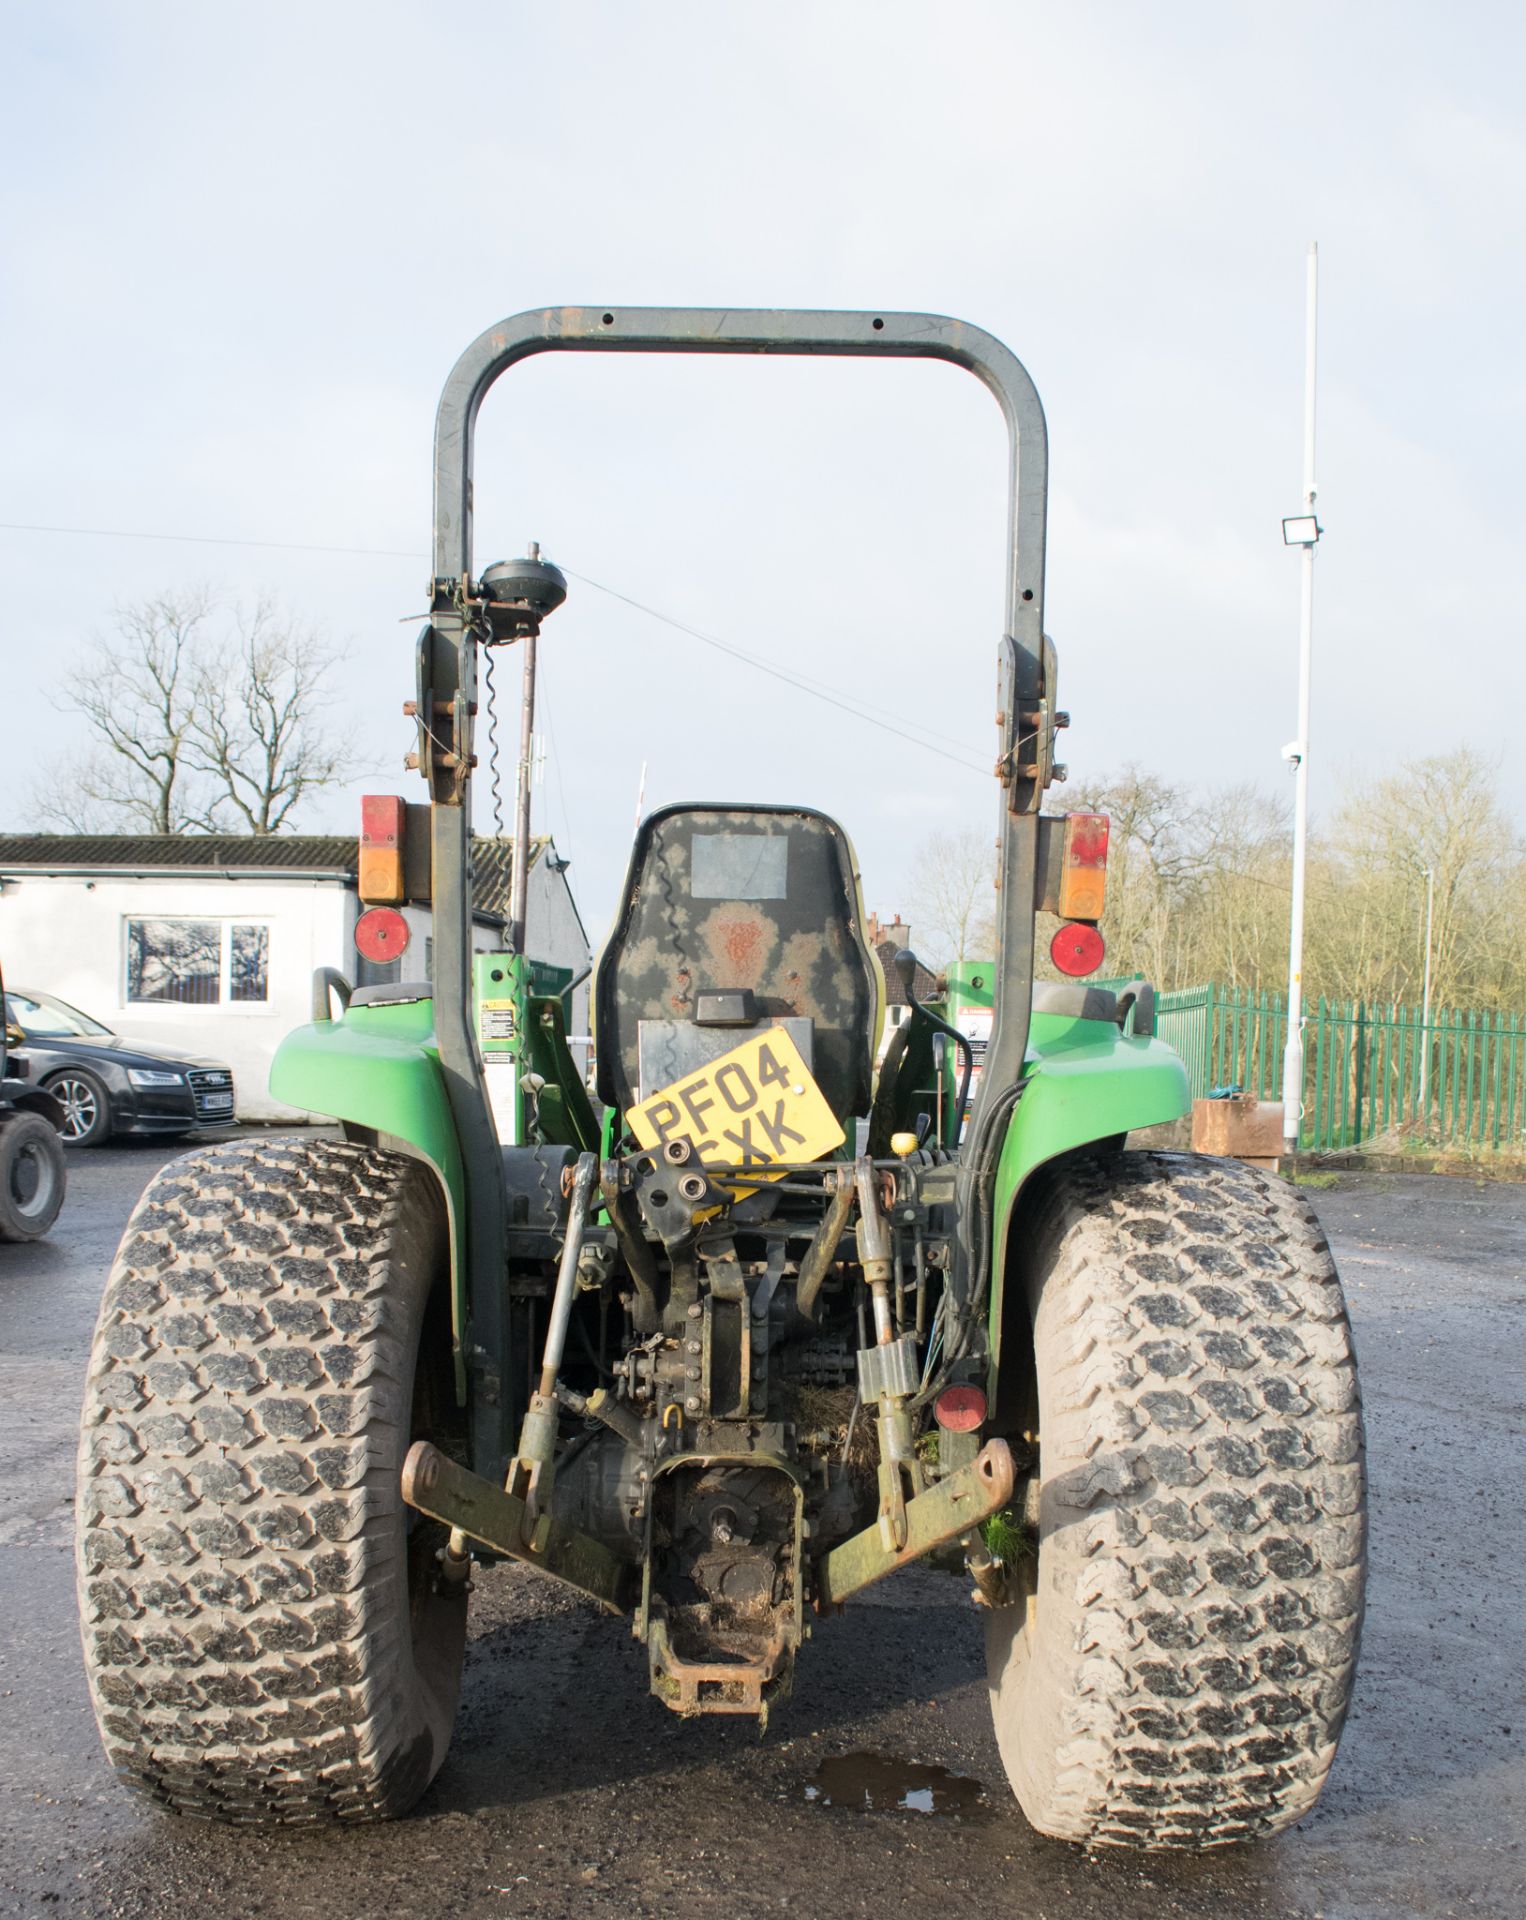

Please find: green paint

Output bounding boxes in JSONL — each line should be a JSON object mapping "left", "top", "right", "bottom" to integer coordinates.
{"left": 474, "top": 951, "right": 526, "bottom": 1144}
{"left": 523, "top": 996, "right": 602, "bottom": 1154}
{"left": 985, "top": 1007, "right": 1189, "bottom": 1378}
{"left": 269, "top": 996, "right": 469, "bottom": 1397}
{"left": 944, "top": 960, "right": 994, "bottom": 1009}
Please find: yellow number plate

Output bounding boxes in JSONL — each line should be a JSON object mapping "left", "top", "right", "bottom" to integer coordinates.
{"left": 627, "top": 1026, "right": 845, "bottom": 1177}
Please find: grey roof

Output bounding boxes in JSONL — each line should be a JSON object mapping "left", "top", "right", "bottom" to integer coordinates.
{"left": 0, "top": 832, "right": 550, "bottom": 922}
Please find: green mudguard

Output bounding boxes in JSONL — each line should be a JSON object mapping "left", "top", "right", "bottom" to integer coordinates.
{"left": 985, "top": 1006, "right": 1189, "bottom": 1391}
{"left": 270, "top": 996, "right": 469, "bottom": 1393}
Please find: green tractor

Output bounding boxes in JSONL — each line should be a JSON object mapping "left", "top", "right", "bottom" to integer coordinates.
{"left": 76, "top": 309, "right": 1365, "bottom": 1847}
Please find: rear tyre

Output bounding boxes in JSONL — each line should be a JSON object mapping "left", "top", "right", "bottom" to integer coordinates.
{"left": 0, "top": 1110, "right": 67, "bottom": 1240}
{"left": 77, "top": 1136, "right": 468, "bottom": 1823}
{"left": 985, "top": 1150, "right": 1365, "bottom": 1849}
{"left": 47, "top": 1069, "right": 113, "bottom": 1146}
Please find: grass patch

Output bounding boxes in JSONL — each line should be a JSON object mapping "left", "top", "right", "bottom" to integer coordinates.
{"left": 1293, "top": 1170, "right": 1342, "bottom": 1191}
{"left": 982, "top": 1509, "right": 1035, "bottom": 1567}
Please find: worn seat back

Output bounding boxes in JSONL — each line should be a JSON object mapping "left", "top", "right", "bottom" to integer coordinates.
{"left": 593, "top": 804, "right": 882, "bottom": 1122}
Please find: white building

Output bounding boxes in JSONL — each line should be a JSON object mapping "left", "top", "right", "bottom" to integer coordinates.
{"left": 0, "top": 833, "right": 590, "bottom": 1121}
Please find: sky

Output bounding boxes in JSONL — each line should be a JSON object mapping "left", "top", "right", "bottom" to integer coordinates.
{"left": 2, "top": 1, "right": 1522, "bottom": 950}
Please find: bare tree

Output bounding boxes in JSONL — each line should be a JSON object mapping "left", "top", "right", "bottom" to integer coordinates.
{"left": 1312, "top": 748, "right": 1525, "bottom": 1012}
{"left": 1018, "top": 750, "right": 1524, "bottom": 1012}
{"left": 31, "top": 588, "right": 220, "bottom": 833}
{"left": 1065, "top": 766, "right": 1201, "bottom": 983}
{"left": 906, "top": 827, "right": 998, "bottom": 966}
{"left": 186, "top": 597, "right": 357, "bottom": 832}
{"left": 30, "top": 588, "right": 357, "bottom": 836}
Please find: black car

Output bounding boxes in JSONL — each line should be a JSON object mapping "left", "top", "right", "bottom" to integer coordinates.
{"left": 3, "top": 988, "right": 237, "bottom": 1146}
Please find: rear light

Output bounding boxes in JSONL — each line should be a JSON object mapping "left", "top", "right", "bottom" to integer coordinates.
{"left": 933, "top": 1384, "right": 987, "bottom": 1433}
{"left": 1057, "top": 812, "right": 1109, "bottom": 922}
{"left": 359, "top": 794, "right": 406, "bottom": 904}
{"left": 355, "top": 906, "right": 411, "bottom": 965}
{"left": 1051, "top": 922, "right": 1106, "bottom": 978}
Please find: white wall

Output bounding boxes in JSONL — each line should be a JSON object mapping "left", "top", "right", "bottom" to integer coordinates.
{"left": 0, "top": 873, "right": 350, "bottom": 1122}
{"left": 527, "top": 854, "right": 593, "bottom": 1037}
{"left": 1, "top": 856, "right": 595, "bottom": 1122}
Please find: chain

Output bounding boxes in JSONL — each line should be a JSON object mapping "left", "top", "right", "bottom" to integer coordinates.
{"left": 483, "top": 642, "right": 507, "bottom": 840}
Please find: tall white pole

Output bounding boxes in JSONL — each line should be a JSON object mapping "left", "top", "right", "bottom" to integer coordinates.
{"left": 1281, "top": 244, "right": 1320, "bottom": 1154}
{"left": 1419, "top": 865, "right": 1435, "bottom": 1114}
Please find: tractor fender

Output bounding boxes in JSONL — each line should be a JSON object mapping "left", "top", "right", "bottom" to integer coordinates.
{"left": 3, "top": 1086, "right": 67, "bottom": 1131}
{"left": 983, "top": 1012, "right": 1189, "bottom": 1398}
{"left": 270, "top": 1008, "right": 470, "bottom": 1399}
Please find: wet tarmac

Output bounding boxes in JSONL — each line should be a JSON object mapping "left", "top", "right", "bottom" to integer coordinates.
{"left": 803, "top": 1752, "right": 987, "bottom": 1816}
{"left": 1, "top": 1136, "right": 1522, "bottom": 1918}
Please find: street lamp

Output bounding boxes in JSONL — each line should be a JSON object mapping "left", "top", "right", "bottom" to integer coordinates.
{"left": 1281, "top": 243, "right": 1321, "bottom": 1157}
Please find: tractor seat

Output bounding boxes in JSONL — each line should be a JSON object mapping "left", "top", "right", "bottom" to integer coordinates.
{"left": 593, "top": 803, "right": 881, "bottom": 1122}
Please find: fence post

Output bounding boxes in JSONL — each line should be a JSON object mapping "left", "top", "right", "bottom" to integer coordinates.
{"left": 1491, "top": 1010, "right": 1504, "bottom": 1150}
{"left": 1150, "top": 982, "right": 1515, "bottom": 1155}
{"left": 1312, "top": 996, "right": 1327, "bottom": 1152}
{"left": 1354, "top": 1001, "right": 1368, "bottom": 1144}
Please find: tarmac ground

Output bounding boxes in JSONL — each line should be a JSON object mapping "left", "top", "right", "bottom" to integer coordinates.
{"left": 2, "top": 1135, "right": 1521, "bottom": 1918}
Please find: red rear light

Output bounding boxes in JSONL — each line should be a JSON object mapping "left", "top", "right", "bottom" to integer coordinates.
{"left": 355, "top": 906, "right": 411, "bottom": 965}
{"left": 359, "top": 794, "right": 406, "bottom": 905}
{"left": 1051, "top": 922, "right": 1106, "bottom": 978}
{"left": 933, "top": 1384, "right": 987, "bottom": 1433}
{"left": 1058, "top": 812, "right": 1109, "bottom": 922}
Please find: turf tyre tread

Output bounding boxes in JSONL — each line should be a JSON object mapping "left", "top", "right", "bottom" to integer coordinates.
{"left": 986, "top": 1150, "right": 1365, "bottom": 1848}
{"left": 76, "top": 1136, "right": 466, "bottom": 1824}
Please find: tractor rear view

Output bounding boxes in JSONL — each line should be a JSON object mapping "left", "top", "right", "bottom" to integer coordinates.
{"left": 76, "top": 310, "right": 1365, "bottom": 1847}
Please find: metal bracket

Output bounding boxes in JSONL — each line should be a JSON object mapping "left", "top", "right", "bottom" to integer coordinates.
{"left": 403, "top": 1441, "right": 631, "bottom": 1615}
{"left": 815, "top": 1439, "right": 1015, "bottom": 1608}
{"left": 599, "top": 1158, "right": 662, "bottom": 1335}
{"left": 647, "top": 1615, "right": 790, "bottom": 1720}
{"left": 637, "top": 1448, "right": 805, "bottom": 1721}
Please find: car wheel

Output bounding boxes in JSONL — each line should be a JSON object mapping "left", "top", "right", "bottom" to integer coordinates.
{"left": 46, "top": 1070, "right": 113, "bottom": 1147}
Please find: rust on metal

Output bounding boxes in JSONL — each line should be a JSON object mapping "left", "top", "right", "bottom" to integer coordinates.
{"left": 815, "top": 1440, "right": 1016, "bottom": 1609}
{"left": 402, "top": 1440, "right": 631, "bottom": 1616}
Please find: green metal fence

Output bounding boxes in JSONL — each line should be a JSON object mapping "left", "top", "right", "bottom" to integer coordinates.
{"left": 1144, "top": 983, "right": 1526, "bottom": 1153}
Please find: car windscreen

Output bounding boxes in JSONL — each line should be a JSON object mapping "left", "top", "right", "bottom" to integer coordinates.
{"left": 6, "top": 991, "right": 114, "bottom": 1038}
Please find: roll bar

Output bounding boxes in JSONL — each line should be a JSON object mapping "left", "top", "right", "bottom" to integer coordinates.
{"left": 424, "top": 311, "right": 1056, "bottom": 1457}
{"left": 433, "top": 307, "right": 1046, "bottom": 669}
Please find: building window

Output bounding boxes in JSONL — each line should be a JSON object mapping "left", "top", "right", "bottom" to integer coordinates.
{"left": 355, "top": 953, "right": 401, "bottom": 989}
{"left": 231, "top": 924, "right": 270, "bottom": 1002}
{"left": 125, "top": 919, "right": 271, "bottom": 1006}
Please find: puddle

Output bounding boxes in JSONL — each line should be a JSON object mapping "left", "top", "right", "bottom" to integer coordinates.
{"left": 803, "top": 1752, "right": 986, "bottom": 1817}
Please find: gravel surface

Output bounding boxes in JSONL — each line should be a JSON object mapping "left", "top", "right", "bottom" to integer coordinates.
{"left": 2, "top": 1137, "right": 1521, "bottom": 1918}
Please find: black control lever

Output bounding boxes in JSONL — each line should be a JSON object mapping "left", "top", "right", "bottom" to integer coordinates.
{"left": 894, "top": 949, "right": 974, "bottom": 1133}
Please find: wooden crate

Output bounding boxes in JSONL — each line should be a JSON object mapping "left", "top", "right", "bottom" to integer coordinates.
{"left": 1191, "top": 1095, "right": 1285, "bottom": 1169}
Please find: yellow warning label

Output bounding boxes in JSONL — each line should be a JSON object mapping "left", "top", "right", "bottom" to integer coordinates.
{"left": 479, "top": 998, "right": 518, "bottom": 1045}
